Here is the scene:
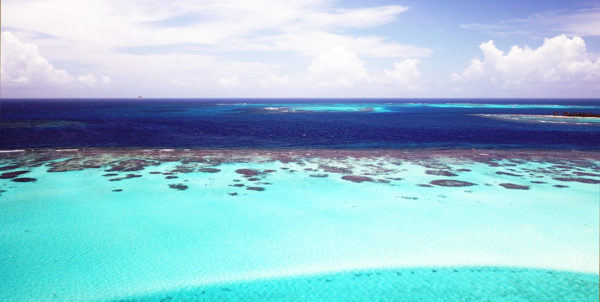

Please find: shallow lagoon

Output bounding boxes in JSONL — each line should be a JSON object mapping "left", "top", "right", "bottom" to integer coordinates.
{"left": 0, "top": 149, "right": 598, "bottom": 301}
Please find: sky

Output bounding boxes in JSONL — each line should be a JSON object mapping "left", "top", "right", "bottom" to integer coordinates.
{"left": 1, "top": 0, "right": 600, "bottom": 98}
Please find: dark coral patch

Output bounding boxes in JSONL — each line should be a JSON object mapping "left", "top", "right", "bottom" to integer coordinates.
{"left": 496, "top": 171, "right": 523, "bottom": 177}
{"left": 425, "top": 170, "right": 457, "bottom": 177}
{"left": 319, "top": 165, "right": 352, "bottom": 174}
{"left": 149, "top": 171, "right": 162, "bottom": 174}
{"left": 235, "top": 169, "right": 259, "bottom": 177}
{"left": 0, "top": 164, "right": 21, "bottom": 171}
{"left": 530, "top": 181, "right": 546, "bottom": 184}
{"left": 263, "top": 169, "right": 276, "bottom": 173}
{"left": 11, "top": 177, "right": 37, "bottom": 183}
{"left": 553, "top": 177, "right": 600, "bottom": 184}
{"left": 230, "top": 184, "right": 244, "bottom": 187}
{"left": 456, "top": 168, "right": 471, "bottom": 172}
{"left": 47, "top": 158, "right": 105, "bottom": 172}
{"left": 417, "top": 184, "right": 433, "bottom": 187}
{"left": 247, "top": 177, "right": 260, "bottom": 181}
{"left": 572, "top": 172, "right": 600, "bottom": 177}
{"left": 0, "top": 170, "right": 30, "bottom": 179}
{"left": 109, "top": 174, "right": 142, "bottom": 181}
{"left": 171, "top": 165, "right": 196, "bottom": 173}
{"left": 198, "top": 168, "right": 221, "bottom": 173}
{"left": 169, "top": 183, "right": 188, "bottom": 190}
{"left": 165, "top": 176, "right": 178, "bottom": 179}
{"left": 102, "top": 173, "right": 119, "bottom": 177}
{"left": 309, "top": 174, "right": 329, "bottom": 178}
{"left": 499, "top": 183, "right": 530, "bottom": 190}
{"left": 229, "top": 192, "right": 238, "bottom": 196}
{"left": 112, "top": 189, "right": 123, "bottom": 192}
{"left": 400, "top": 196, "right": 418, "bottom": 200}
{"left": 553, "top": 185, "right": 569, "bottom": 188}
{"left": 247, "top": 186, "right": 265, "bottom": 191}
{"left": 430, "top": 179, "right": 476, "bottom": 187}
{"left": 341, "top": 175, "right": 374, "bottom": 183}
{"left": 106, "top": 159, "right": 160, "bottom": 172}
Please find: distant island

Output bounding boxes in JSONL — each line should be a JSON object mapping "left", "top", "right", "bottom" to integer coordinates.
{"left": 552, "top": 111, "right": 600, "bottom": 118}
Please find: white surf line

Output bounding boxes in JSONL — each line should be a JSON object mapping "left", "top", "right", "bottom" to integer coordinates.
{"left": 0, "top": 149, "right": 25, "bottom": 153}
{"left": 55, "top": 149, "right": 79, "bottom": 152}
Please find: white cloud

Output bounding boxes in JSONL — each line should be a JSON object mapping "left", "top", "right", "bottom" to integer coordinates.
{"left": 170, "top": 79, "right": 193, "bottom": 88}
{"left": 77, "top": 74, "right": 97, "bottom": 86}
{"left": 1, "top": 31, "right": 74, "bottom": 85}
{"left": 561, "top": 7, "right": 600, "bottom": 37}
{"left": 384, "top": 59, "right": 421, "bottom": 89}
{"left": 260, "top": 74, "right": 289, "bottom": 87}
{"left": 218, "top": 76, "right": 241, "bottom": 87}
{"left": 2, "top": 0, "right": 414, "bottom": 51}
{"left": 1, "top": 0, "right": 430, "bottom": 97}
{"left": 307, "top": 47, "right": 369, "bottom": 87}
{"left": 300, "top": 5, "right": 408, "bottom": 28}
{"left": 99, "top": 76, "right": 112, "bottom": 84}
{"left": 76, "top": 74, "right": 111, "bottom": 86}
{"left": 450, "top": 35, "right": 600, "bottom": 87}
{"left": 460, "top": 6, "right": 600, "bottom": 37}
{"left": 1, "top": 31, "right": 112, "bottom": 91}
{"left": 268, "top": 31, "right": 432, "bottom": 59}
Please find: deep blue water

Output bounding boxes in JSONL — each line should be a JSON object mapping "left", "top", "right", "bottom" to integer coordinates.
{"left": 1, "top": 99, "right": 599, "bottom": 150}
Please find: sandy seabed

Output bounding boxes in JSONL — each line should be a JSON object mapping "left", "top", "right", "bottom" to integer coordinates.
{"left": 0, "top": 148, "right": 598, "bottom": 301}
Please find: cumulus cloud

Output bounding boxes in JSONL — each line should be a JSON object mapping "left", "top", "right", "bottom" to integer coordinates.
{"left": 1, "top": 31, "right": 74, "bottom": 85}
{"left": 450, "top": 35, "right": 600, "bottom": 88}
{"left": 384, "top": 59, "right": 421, "bottom": 89}
{"left": 77, "top": 74, "right": 97, "bottom": 86}
{"left": 1, "top": 31, "right": 112, "bottom": 90}
{"left": 1, "top": 0, "right": 430, "bottom": 96}
{"left": 307, "top": 47, "right": 369, "bottom": 87}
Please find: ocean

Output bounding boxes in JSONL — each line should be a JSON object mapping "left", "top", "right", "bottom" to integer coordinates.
{"left": 1, "top": 98, "right": 599, "bottom": 149}
{"left": 0, "top": 99, "right": 598, "bottom": 301}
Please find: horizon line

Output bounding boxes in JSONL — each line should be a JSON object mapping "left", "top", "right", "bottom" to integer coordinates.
{"left": 2, "top": 97, "right": 600, "bottom": 100}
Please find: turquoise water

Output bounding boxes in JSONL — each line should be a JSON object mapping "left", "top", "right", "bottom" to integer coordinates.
{"left": 400, "top": 102, "right": 600, "bottom": 109}
{"left": 0, "top": 150, "right": 598, "bottom": 301}
{"left": 229, "top": 102, "right": 600, "bottom": 113}
{"left": 475, "top": 114, "right": 600, "bottom": 125}
{"left": 123, "top": 267, "right": 599, "bottom": 301}
{"left": 262, "top": 104, "right": 391, "bottom": 113}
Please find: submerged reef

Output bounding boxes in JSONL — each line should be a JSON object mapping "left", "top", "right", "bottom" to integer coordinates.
{"left": 0, "top": 148, "right": 599, "bottom": 196}
{"left": 499, "top": 183, "right": 530, "bottom": 190}
{"left": 0, "top": 148, "right": 598, "bottom": 301}
{"left": 430, "top": 180, "right": 476, "bottom": 187}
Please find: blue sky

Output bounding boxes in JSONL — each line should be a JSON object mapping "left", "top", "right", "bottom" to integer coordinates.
{"left": 1, "top": 0, "right": 599, "bottom": 98}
